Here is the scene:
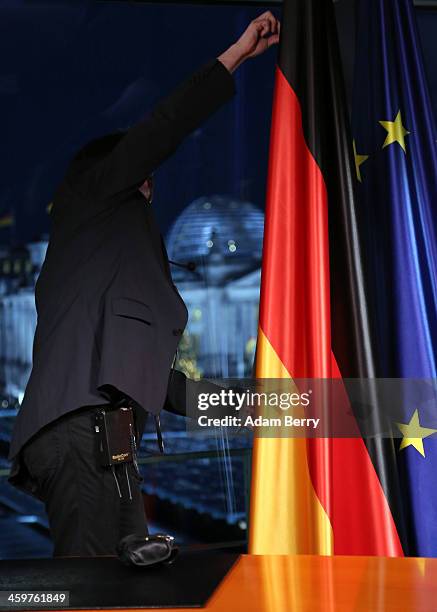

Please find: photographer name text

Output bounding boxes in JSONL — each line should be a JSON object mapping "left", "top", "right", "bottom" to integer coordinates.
{"left": 197, "top": 414, "right": 320, "bottom": 428}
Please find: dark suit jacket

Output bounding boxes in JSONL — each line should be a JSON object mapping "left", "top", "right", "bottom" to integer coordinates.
{"left": 8, "top": 59, "right": 236, "bottom": 482}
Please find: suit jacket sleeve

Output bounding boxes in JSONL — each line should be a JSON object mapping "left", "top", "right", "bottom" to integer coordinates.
{"left": 163, "top": 369, "right": 235, "bottom": 419}
{"left": 66, "top": 59, "right": 236, "bottom": 200}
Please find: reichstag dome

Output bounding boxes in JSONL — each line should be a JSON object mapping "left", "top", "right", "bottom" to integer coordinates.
{"left": 166, "top": 196, "right": 264, "bottom": 378}
{"left": 167, "top": 196, "right": 264, "bottom": 281}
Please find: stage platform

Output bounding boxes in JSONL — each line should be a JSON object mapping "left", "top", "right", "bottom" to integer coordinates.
{"left": 2, "top": 552, "right": 437, "bottom": 611}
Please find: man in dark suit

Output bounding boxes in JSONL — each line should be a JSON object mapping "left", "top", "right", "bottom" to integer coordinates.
{"left": 7, "top": 12, "right": 279, "bottom": 557}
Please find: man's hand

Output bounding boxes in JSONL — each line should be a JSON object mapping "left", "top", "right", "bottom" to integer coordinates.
{"left": 218, "top": 11, "right": 280, "bottom": 74}
{"left": 236, "top": 11, "right": 281, "bottom": 59}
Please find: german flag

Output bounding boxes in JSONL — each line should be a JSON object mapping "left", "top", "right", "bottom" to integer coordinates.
{"left": 249, "top": 0, "right": 403, "bottom": 555}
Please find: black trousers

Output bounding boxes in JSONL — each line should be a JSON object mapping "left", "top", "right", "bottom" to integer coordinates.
{"left": 21, "top": 405, "right": 148, "bottom": 557}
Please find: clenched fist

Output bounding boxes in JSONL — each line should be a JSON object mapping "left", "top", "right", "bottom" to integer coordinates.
{"left": 218, "top": 11, "right": 281, "bottom": 74}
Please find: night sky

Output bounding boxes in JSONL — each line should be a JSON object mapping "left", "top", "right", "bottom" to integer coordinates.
{"left": 1, "top": 2, "right": 436, "bottom": 246}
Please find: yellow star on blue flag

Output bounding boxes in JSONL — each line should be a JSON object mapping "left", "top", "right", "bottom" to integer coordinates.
{"left": 396, "top": 409, "right": 437, "bottom": 457}
{"left": 353, "top": 140, "right": 369, "bottom": 182}
{"left": 379, "top": 110, "right": 410, "bottom": 152}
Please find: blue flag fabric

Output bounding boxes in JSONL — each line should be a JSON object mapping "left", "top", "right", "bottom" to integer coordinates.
{"left": 352, "top": 0, "right": 437, "bottom": 556}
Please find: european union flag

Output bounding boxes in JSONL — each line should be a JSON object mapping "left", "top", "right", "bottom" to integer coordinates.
{"left": 352, "top": 0, "right": 437, "bottom": 556}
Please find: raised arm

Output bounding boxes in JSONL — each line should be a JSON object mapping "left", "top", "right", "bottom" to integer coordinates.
{"left": 65, "top": 60, "right": 234, "bottom": 202}
{"left": 66, "top": 12, "right": 280, "bottom": 201}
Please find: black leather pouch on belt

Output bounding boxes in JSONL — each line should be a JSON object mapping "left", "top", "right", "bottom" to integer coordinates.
{"left": 95, "top": 406, "right": 136, "bottom": 467}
